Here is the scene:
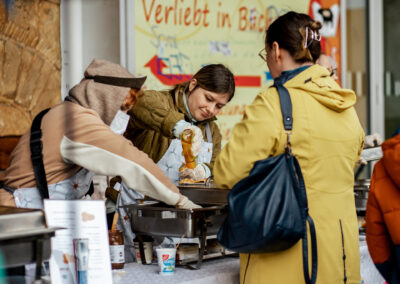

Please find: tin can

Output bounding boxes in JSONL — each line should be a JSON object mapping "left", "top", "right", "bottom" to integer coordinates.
{"left": 73, "top": 238, "right": 89, "bottom": 284}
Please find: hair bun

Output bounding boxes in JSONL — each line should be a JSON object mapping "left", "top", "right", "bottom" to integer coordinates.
{"left": 310, "top": 21, "right": 322, "bottom": 31}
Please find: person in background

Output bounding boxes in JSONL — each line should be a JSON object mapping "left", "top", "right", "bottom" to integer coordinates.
{"left": 123, "top": 64, "right": 235, "bottom": 184}
{"left": 366, "top": 128, "right": 400, "bottom": 284}
{"left": 316, "top": 53, "right": 338, "bottom": 80}
{"left": 0, "top": 59, "right": 198, "bottom": 211}
{"left": 214, "top": 11, "right": 364, "bottom": 283}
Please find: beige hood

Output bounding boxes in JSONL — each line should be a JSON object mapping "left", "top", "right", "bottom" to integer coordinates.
{"left": 65, "top": 59, "right": 145, "bottom": 125}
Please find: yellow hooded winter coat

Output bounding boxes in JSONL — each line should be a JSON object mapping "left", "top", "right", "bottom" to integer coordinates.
{"left": 214, "top": 65, "right": 364, "bottom": 284}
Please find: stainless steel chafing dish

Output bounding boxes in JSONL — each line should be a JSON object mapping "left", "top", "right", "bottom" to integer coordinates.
{"left": 0, "top": 206, "right": 60, "bottom": 279}
{"left": 125, "top": 181, "right": 229, "bottom": 238}
{"left": 354, "top": 179, "right": 370, "bottom": 213}
{"left": 354, "top": 179, "right": 370, "bottom": 235}
{"left": 126, "top": 202, "right": 227, "bottom": 238}
{"left": 123, "top": 182, "right": 232, "bottom": 268}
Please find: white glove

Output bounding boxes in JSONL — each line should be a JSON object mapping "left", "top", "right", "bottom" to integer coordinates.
{"left": 364, "top": 133, "right": 382, "bottom": 148}
{"left": 173, "top": 120, "right": 192, "bottom": 138}
{"left": 179, "top": 164, "right": 210, "bottom": 181}
{"left": 173, "top": 120, "right": 203, "bottom": 156}
{"left": 110, "top": 110, "right": 130, "bottom": 135}
{"left": 358, "top": 157, "right": 367, "bottom": 166}
{"left": 354, "top": 157, "right": 367, "bottom": 171}
{"left": 188, "top": 126, "right": 203, "bottom": 156}
{"left": 176, "top": 195, "right": 202, "bottom": 209}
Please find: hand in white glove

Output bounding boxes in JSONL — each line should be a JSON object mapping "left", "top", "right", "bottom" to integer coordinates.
{"left": 364, "top": 133, "right": 382, "bottom": 148}
{"left": 179, "top": 164, "right": 210, "bottom": 181}
{"left": 358, "top": 157, "right": 367, "bottom": 166}
{"left": 186, "top": 125, "right": 203, "bottom": 156}
{"left": 176, "top": 195, "right": 202, "bottom": 209}
{"left": 354, "top": 157, "right": 367, "bottom": 171}
{"left": 173, "top": 120, "right": 192, "bottom": 138}
{"left": 173, "top": 120, "right": 203, "bottom": 156}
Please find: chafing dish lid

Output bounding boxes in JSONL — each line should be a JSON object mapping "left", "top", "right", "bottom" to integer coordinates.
{"left": 178, "top": 183, "right": 230, "bottom": 205}
{"left": 0, "top": 206, "right": 59, "bottom": 240}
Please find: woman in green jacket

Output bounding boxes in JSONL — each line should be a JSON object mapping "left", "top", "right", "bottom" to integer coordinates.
{"left": 124, "top": 64, "right": 235, "bottom": 184}
{"left": 112, "top": 64, "right": 235, "bottom": 262}
{"left": 214, "top": 12, "right": 364, "bottom": 283}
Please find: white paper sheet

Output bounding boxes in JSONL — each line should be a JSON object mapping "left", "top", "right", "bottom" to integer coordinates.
{"left": 44, "top": 200, "right": 112, "bottom": 284}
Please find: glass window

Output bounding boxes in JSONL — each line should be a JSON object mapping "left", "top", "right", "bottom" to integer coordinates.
{"left": 346, "top": 0, "right": 368, "bottom": 131}
{"left": 383, "top": 0, "right": 400, "bottom": 138}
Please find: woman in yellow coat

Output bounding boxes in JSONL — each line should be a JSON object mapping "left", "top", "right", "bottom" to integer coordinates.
{"left": 214, "top": 12, "right": 364, "bottom": 284}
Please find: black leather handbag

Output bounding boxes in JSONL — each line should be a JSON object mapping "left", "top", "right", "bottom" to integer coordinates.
{"left": 217, "top": 67, "right": 317, "bottom": 284}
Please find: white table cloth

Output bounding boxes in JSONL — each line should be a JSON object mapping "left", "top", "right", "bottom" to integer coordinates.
{"left": 117, "top": 256, "right": 240, "bottom": 284}
{"left": 116, "top": 236, "right": 386, "bottom": 284}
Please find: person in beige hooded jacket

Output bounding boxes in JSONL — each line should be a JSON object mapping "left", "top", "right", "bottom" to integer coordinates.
{"left": 0, "top": 59, "right": 198, "bottom": 210}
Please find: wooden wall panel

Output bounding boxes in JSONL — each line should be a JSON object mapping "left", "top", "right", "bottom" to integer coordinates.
{"left": 0, "top": 0, "right": 61, "bottom": 137}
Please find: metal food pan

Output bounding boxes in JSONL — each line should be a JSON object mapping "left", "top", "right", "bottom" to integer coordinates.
{"left": 124, "top": 202, "right": 228, "bottom": 238}
{"left": 178, "top": 184, "right": 230, "bottom": 205}
{"left": 0, "top": 206, "right": 60, "bottom": 267}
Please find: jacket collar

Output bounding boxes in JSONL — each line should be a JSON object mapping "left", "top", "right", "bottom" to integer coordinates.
{"left": 274, "top": 65, "right": 311, "bottom": 86}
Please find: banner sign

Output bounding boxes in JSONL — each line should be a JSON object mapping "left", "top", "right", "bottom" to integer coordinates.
{"left": 132, "top": 0, "right": 341, "bottom": 145}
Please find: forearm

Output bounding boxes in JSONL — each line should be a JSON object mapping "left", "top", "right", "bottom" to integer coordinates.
{"left": 60, "top": 135, "right": 181, "bottom": 205}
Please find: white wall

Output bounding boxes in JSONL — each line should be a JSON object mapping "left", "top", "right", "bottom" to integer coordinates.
{"left": 61, "top": 0, "right": 120, "bottom": 99}
{"left": 82, "top": 0, "right": 120, "bottom": 68}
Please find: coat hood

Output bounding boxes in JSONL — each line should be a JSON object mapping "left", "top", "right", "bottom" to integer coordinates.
{"left": 284, "top": 64, "right": 356, "bottom": 112}
{"left": 65, "top": 59, "right": 145, "bottom": 126}
{"left": 382, "top": 134, "right": 400, "bottom": 188}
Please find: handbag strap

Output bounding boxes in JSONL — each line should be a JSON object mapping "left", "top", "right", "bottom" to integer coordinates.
{"left": 292, "top": 157, "right": 318, "bottom": 284}
{"left": 273, "top": 82, "right": 293, "bottom": 131}
{"left": 274, "top": 66, "right": 318, "bottom": 284}
{"left": 273, "top": 65, "right": 310, "bottom": 131}
{"left": 30, "top": 108, "right": 50, "bottom": 200}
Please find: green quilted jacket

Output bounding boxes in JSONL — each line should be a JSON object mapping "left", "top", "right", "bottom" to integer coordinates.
{"left": 124, "top": 84, "right": 222, "bottom": 172}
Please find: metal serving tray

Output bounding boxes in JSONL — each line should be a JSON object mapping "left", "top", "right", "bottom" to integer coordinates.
{"left": 124, "top": 202, "right": 228, "bottom": 238}
{"left": 178, "top": 182, "right": 230, "bottom": 205}
{"left": 0, "top": 206, "right": 60, "bottom": 268}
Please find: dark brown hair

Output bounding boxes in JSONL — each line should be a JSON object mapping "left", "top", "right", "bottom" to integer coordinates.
{"left": 265, "top": 11, "right": 322, "bottom": 63}
{"left": 175, "top": 64, "right": 235, "bottom": 102}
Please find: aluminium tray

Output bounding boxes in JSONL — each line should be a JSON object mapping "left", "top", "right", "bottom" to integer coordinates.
{"left": 123, "top": 202, "right": 228, "bottom": 238}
